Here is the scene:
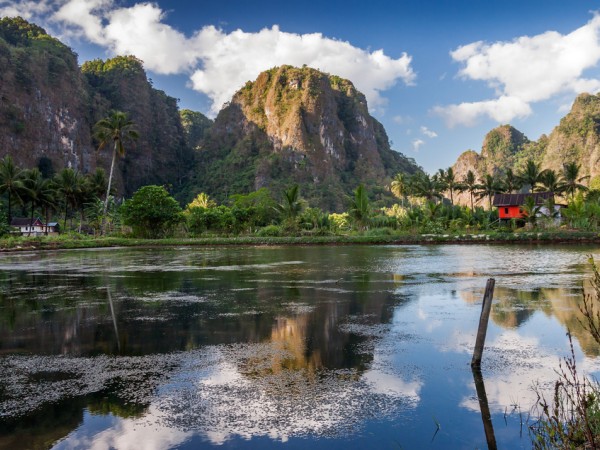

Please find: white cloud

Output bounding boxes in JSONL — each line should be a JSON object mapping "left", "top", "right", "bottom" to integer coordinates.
{"left": 412, "top": 139, "right": 425, "bottom": 152}
{"left": 432, "top": 95, "right": 532, "bottom": 128}
{"left": 435, "top": 14, "right": 600, "bottom": 126}
{"left": 4, "top": 0, "right": 415, "bottom": 116}
{"left": 188, "top": 25, "right": 414, "bottom": 114}
{"left": 0, "top": 0, "right": 53, "bottom": 20}
{"left": 420, "top": 126, "right": 437, "bottom": 138}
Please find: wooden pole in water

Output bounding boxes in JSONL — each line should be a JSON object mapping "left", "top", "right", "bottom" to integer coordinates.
{"left": 471, "top": 278, "right": 495, "bottom": 368}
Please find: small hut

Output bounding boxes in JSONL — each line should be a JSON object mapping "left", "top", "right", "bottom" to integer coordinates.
{"left": 492, "top": 192, "right": 564, "bottom": 221}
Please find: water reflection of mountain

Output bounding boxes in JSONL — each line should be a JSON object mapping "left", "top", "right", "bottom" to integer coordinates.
{"left": 461, "top": 282, "right": 600, "bottom": 356}
{"left": 0, "top": 248, "right": 404, "bottom": 448}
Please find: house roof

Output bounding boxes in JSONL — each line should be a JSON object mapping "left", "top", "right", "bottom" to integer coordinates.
{"left": 10, "top": 217, "right": 44, "bottom": 226}
{"left": 492, "top": 192, "right": 555, "bottom": 207}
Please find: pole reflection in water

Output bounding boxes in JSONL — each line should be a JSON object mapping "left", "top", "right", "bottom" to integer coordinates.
{"left": 106, "top": 285, "right": 121, "bottom": 352}
{"left": 472, "top": 367, "right": 498, "bottom": 450}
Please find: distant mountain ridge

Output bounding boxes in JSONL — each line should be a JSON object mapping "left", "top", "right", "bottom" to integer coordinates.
{"left": 451, "top": 93, "right": 600, "bottom": 205}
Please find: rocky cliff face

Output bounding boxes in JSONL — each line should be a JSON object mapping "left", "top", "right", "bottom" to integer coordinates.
{"left": 0, "top": 17, "right": 93, "bottom": 174}
{"left": 0, "top": 17, "right": 199, "bottom": 197}
{"left": 192, "top": 65, "right": 419, "bottom": 210}
{"left": 541, "top": 93, "right": 600, "bottom": 184}
{"left": 82, "top": 56, "right": 194, "bottom": 196}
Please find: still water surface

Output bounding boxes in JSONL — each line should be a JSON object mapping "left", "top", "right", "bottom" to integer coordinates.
{"left": 0, "top": 244, "right": 599, "bottom": 449}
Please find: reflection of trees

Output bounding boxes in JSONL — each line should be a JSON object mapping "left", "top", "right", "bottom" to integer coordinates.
{"left": 461, "top": 283, "right": 600, "bottom": 357}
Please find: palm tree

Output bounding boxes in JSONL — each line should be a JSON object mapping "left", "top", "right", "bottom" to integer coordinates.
{"left": 21, "top": 168, "right": 54, "bottom": 236}
{"left": 476, "top": 174, "right": 503, "bottom": 210}
{"left": 0, "top": 155, "right": 24, "bottom": 223}
{"left": 519, "top": 160, "right": 543, "bottom": 193}
{"left": 463, "top": 170, "right": 478, "bottom": 211}
{"left": 390, "top": 173, "right": 409, "bottom": 207}
{"left": 561, "top": 162, "right": 589, "bottom": 200}
{"left": 349, "top": 185, "right": 370, "bottom": 230}
{"left": 187, "top": 192, "right": 217, "bottom": 209}
{"left": 276, "top": 184, "right": 303, "bottom": 223}
{"left": 539, "top": 169, "right": 563, "bottom": 194}
{"left": 439, "top": 167, "right": 461, "bottom": 206}
{"left": 86, "top": 168, "right": 109, "bottom": 200}
{"left": 502, "top": 168, "right": 522, "bottom": 194}
{"left": 93, "top": 111, "right": 139, "bottom": 232}
{"left": 521, "top": 195, "right": 541, "bottom": 228}
{"left": 55, "top": 168, "right": 83, "bottom": 230}
{"left": 411, "top": 172, "right": 443, "bottom": 202}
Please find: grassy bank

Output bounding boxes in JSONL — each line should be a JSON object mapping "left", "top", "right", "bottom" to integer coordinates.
{"left": 1, "top": 230, "right": 600, "bottom": 252}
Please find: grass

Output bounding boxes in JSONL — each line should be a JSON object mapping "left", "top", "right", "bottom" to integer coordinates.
{"left": 529, "top": 257, "right": 600, "bottom": 448}
{"left": 1, "top": 230, "right": 599, "bottom": 251}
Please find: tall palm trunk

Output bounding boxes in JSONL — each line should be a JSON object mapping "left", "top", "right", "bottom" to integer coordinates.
{"left": 29, "top": 202, "right": 35, "bottom": 237}
{"left": 102, "top": 142, "right": 117, "bottom": 235}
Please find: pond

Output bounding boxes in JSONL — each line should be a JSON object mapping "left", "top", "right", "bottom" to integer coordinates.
{"left": 0, "top": 244, "right": 599, "bottom": 449}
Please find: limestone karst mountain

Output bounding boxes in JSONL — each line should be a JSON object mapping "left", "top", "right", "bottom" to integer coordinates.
{"left": 190, "top": 65, "right": 420, "bottom": 210}
{"left": 450, "top": 94, "right": 600, "bottom": 206}
{"left": 0, "top": 17, "right": 196, "bottom": 197}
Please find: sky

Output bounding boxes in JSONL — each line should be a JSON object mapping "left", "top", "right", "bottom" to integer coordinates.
{"left": 1, "top": 0, "right": 599, "bottom": 173}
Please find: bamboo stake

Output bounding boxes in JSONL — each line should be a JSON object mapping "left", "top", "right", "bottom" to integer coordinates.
{"left": 471, "top": 278, "right": 495, "bottom": 368}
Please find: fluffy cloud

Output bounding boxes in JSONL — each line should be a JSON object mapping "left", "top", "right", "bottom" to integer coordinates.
{"left": 412, "top": 139, "right": 425, "bottom": 152}
{"left": 432, "top": 95, "right": 532, "bottom": 128}
{"left": 2, "top": 0, "right": 415, "bottom": 116}
{"left": 0, "top": 0, "right": 53, "bottom": 20}
{"left": 420, "top": 126, "right": 437, "bottom": 138}
{"left": 435, "top": 14, "right": 600, "bottom": 127}
{"left": 188, "top": 25, "right": 414, "bottom": 114}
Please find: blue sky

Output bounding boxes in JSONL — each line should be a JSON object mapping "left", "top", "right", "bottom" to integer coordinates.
{"left": 1, "top": 0, "right": 599, "bottom": 172}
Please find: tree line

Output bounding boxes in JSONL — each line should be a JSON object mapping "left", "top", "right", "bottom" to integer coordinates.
{"left": 0, "top": 110, "right": 597, "bottom": 239}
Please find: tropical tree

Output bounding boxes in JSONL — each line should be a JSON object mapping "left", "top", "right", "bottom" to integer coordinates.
{"left": 476, "top": 174, "right": 503, "bottom": 210}
{"left": 0, "top": 155, "right": 24, "bottom": 223}
{"left": 348, "top": 185, "right": 371, "bottom": 230}
{"left": 519, "top": 159, "right": 543, "bottom": 193}
{"left": 411, "top": 172, "right": 443, "bottom": 202}
{"left": 390, "top": 173, "right": 409, "bottom": 207}
{"left": 187, "top": 192, "right": 217, "bottom": 210}
{"left": 93, "top": 111, "right": 139, "bottom": 232}
{"left": 120, "top": 185, "right": 183, "bottom": 238}
{"left": 463, "top": 170, "right": 478, "bottom": 211}
{"left": 54, "top": 168, "right": 84, "bottom": 229}
{"left": 439, "top": 167, "right": 462, "bottom": 206}
{"left": 521, "top": 195, "right": 541, "bottom": 228}
{"left": 539, "top": 169, "right": 563, "bottom": 194}
{"left": 86, "top": 168, "right": 109, "bottom": 200}
{"left": 276, "top": 184, "right": 303, "bottom": 225}
{"left": 21, "top": 168, "right": 55, "bottom": 235}
{"left": 561, "top": 162, "right": 589, "bottom": 200}
{"left": 502, "top": 168, "right": 522, "bottom": 194}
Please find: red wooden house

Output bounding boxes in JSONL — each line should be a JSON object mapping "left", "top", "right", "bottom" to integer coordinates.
{"left": 492, "top": 192, "right": 559, "bottom": 220}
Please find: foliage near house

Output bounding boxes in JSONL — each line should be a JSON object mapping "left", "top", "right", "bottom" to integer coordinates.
{"left": 120, "top": 185, "right": 183, "bottom": 238}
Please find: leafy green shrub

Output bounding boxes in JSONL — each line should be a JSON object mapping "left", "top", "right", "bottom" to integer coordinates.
{"left": 256, "top": 225, "right": 282, "bottom": 237}
{"left": 120, "top": 185, "right": 183, "bottom": 238}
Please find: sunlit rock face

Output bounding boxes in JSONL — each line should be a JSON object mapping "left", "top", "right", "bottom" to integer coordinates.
{"left": 194, "top": 65, "right": 420, "bottom": 211}
{"left": 449, "top": 92, "right": 600, "bottom": 207}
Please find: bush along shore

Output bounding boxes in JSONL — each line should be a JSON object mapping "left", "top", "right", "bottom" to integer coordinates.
{"left": 2, "top": 230, "right": 600, "bottom": 252}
